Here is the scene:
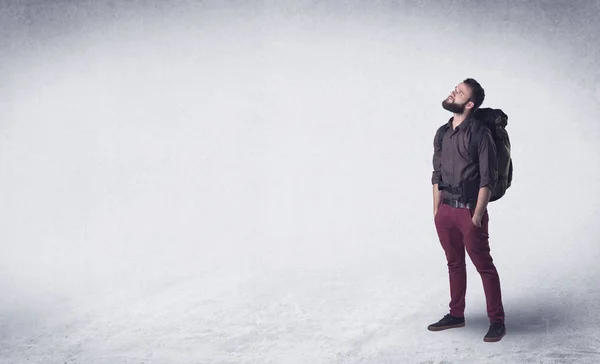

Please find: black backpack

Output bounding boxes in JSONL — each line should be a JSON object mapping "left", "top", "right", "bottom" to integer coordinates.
{"left": 436, "top": 108, "right": 513, "bottom": 202}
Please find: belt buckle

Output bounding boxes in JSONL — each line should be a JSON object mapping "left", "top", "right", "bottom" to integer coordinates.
{"left": 444, "top": 199, "right": 457, "bottom": 208}
{"left": 448, "top": 199, "right": 469, "bottom": 209}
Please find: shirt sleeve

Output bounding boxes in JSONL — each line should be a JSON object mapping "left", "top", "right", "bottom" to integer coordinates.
{"left": 477, "top": 128, "right": 498, "bottom": 190}
{"left": 431, "top": 127, "right": 442, "bottom": 185}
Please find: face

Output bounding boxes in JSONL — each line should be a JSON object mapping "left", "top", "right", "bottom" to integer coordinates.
{"left": 442, "top": 82, "right": 474, "bottom": 114}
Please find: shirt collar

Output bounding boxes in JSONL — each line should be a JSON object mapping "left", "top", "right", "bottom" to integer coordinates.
{"left": 447, "top": 114, "right": 476, "bottom": 131}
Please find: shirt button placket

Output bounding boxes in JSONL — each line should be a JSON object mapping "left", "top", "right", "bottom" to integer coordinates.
{"left": 450, "top": 134, "right": 454, "bottom": 182}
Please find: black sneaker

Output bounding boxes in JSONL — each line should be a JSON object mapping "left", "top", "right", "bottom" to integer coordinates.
{"left": 483, "top": 322, "right": 506, "bottom": 342}
{"left": 427, "top": 313, "right": 465, "bottom": 331}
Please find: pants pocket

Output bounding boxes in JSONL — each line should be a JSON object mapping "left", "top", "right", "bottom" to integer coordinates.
{"left": 467, "top": 208, "right": 488, "bottom": 228}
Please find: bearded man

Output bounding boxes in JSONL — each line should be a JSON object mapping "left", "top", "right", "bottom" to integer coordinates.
{"left": 428, "top": 78, "right": 506, "bottom": 343}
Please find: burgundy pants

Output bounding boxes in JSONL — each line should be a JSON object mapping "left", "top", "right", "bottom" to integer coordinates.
{"left": 434, "top": 202, "right": 505, "bottom": 324}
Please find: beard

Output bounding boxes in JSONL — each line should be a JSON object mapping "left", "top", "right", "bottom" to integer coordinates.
{"left": 442, "top": 98, "right": 468, "bottom": 114}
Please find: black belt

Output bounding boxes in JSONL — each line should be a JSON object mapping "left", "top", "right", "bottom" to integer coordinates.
{"left": 442, "top": 197, "right": 476, "bottom": 209}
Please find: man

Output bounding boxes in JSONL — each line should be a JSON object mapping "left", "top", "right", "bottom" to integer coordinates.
{"left": 428, "top": 78, "right": 506, "bottom": 342}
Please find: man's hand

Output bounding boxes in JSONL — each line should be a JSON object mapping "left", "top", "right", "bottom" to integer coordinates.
{"left": 471, "top": 213, "right": 483, "bottom": 227}
{"left": 472, "top": 186, "right": 491, "bottom": 227}
{"left": 433, "top": 184, "right": 441, "bottom": 219}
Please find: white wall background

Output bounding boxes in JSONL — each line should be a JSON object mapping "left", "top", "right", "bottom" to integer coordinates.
{"left": 0, "top": 1, "right": 599, "bottom": 363}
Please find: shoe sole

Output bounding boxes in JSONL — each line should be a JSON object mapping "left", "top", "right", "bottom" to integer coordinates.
{"left": 427, "top": 322, "right": 465, "bottom": 331}
{"left": 483, "top": 331, "right": 506, "bottom": 342}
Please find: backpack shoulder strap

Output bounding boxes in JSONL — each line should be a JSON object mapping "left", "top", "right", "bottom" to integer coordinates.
{"left": 469, "top": 121, "right": 486, "bottom": 165}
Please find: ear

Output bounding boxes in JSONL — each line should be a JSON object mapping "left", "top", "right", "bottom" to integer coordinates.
{"left": 465, "top": 101, "right": 475, "bottom": 110}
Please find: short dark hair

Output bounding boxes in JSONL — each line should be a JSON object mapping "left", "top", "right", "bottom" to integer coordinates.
{"left": 463, "top": 78, "right": 485, "bottom": 110}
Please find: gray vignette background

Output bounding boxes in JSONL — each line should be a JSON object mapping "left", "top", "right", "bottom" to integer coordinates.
{"left": 1, "top": 1, "right": 599, "bottom": 363}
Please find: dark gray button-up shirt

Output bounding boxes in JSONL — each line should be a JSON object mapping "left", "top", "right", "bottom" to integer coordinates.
{"left": 431, "top": 115, "right": 498, "bottom": 202}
